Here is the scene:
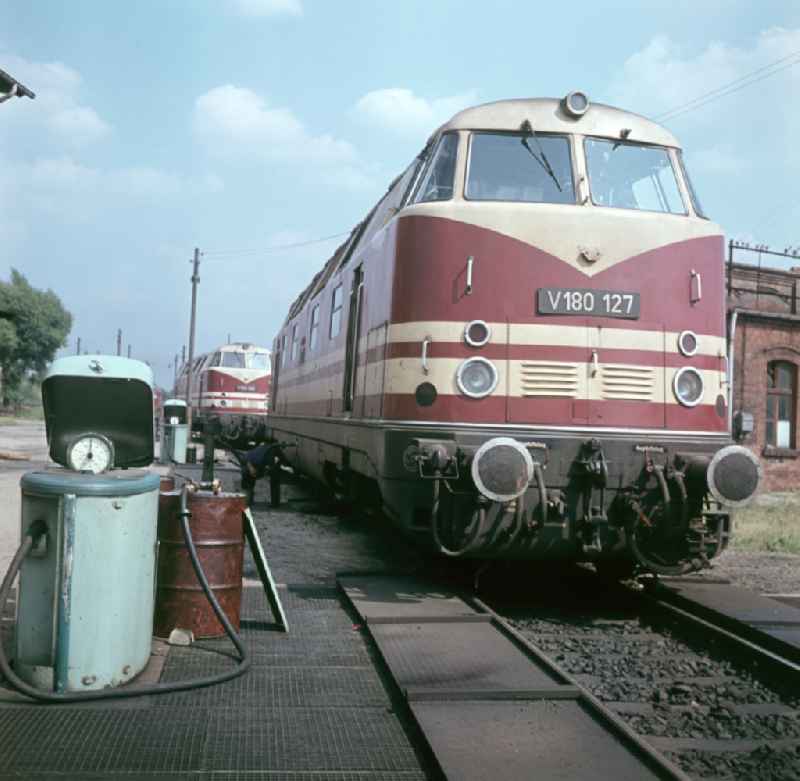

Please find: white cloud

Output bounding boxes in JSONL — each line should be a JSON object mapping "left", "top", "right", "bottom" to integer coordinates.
{"left": 232, "top": 0, "right": 302, "bottom": 16}
{"left": 607, "top": 27, "right": 800, "bottom": 127}
{"left": 1, "top": 52, "right": 111, "bottom": 145}
{"left": 3, "top": 156, "right": 224, "bottom": 224}
{"left": 353, "top": 87, "right": 479, "bottom": 137}
{"left": 193, "top": 84, "right": 361, "bottom": 170}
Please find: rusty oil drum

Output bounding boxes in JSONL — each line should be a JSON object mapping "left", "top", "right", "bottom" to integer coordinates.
{"left": 154, "top": 489, "right": 246, "bottom": 639}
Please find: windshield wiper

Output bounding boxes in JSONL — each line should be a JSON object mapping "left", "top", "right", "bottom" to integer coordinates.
{"left": 519, "top": 119, "right": 562, "bottom": 192}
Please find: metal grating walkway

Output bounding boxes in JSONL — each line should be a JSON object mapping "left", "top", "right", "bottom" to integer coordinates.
{"left": 340, "top": 575, "right": 686, "bottom": 781}
{"left": 0, "top": 583, "right": 430, "bottom": 780}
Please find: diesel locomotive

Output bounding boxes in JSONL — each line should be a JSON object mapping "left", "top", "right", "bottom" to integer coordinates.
{"left": 267, "top": 93, "right": 761, "bottom": 576}
{"left": 175, "top": 341, "right": 271, "bottom": 444}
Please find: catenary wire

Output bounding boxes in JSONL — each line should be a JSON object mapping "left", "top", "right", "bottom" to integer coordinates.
{"left": 202, "top": 231, "right": 350, "bottom": 259}
{"left": 655, "top": 49, "right": 800, "bottom": 122}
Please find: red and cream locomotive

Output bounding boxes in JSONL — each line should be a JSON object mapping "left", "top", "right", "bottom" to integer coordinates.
{"left": 175, "top": 342, "right": 271, "bottom": 444}
{"left": 267, "top": 93, "right": 761, "bottom": 576}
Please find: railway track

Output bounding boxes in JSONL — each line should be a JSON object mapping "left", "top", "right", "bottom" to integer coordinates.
{"left": 491, "top": 572, "right": 800, "bottom": 780}
{"left": 339, "top": 569, "right": 800, "bottom": 780}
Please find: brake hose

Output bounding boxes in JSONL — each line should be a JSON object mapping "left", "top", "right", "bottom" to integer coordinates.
{"left": 430, "top": 478, "right": 487, "bottom": 557}
{"left": 0, "top": 484, "right": 250, "bottom": 703}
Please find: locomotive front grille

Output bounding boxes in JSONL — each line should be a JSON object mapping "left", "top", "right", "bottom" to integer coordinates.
{"left": 600, "top": 364, "right": 655, "bottom": 401}
{"left": 520, "top": 362, "right": 580, "bottom": 398}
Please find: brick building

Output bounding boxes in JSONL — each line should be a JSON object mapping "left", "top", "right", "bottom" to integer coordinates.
{"left": 728, "top": 253, "right": 800, "bottom": 491}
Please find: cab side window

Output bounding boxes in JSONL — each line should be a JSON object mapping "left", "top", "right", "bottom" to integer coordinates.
{"left": 412, "top": 133, "right": 459, "bottom": 204}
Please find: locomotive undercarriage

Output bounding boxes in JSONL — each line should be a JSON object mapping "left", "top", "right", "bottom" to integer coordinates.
{"left": 196, "top": 413, "right": 268, "bottom": 447}
{"left": 267, "top": 416, "right": 760, "bottom": 578}
{"left": 407, "top": 444, "right": 731, "bottom": 576}
{"left": 380, "top": 427, "right": 760, "bottom": 576}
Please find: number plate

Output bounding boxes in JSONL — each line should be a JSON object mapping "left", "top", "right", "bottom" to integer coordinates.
{"left": 537, "top": 288, "right": 640, "bottom": 319}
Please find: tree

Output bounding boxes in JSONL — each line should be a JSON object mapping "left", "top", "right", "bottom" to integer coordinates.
{"left": 0, "top": 270, "right": 72, "bottom": 408}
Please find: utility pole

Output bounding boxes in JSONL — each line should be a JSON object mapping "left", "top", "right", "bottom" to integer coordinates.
{"left": 127, "top": 345, "right": 131, "bottom": 358}
{"left": 76, "top": 337, "right": 81, "bottom": 355}
{"left": 185, "top": 248, "right": 200, "bottom": 432}
{"left": 116, "top": 329, "right": 122, "bottom": 356}
{"left": 181, "top": 345, "right": 186, "bottom": 366}
{"left": 173, "top": 353, "right": 179, "bottom": 386}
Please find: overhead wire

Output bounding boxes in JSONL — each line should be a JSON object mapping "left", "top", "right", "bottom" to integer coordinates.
{"left": 647, "top": 47, "right": 800, "bottom": 248}
{"left": 202, "top": 231, "right": 350, "bottom": 260}
{"left": 654, "top": 48, "right": 800, "bottom": 122}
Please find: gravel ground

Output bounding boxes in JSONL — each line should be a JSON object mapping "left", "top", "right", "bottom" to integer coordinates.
{"left": 500, "top": 578, "right": 800, "bottom": 781}
{"left": 245, "top": 473, "right": 421, "bottom": 585}
{"left": 699, "top": 548, "right": 800, "bottom": 595}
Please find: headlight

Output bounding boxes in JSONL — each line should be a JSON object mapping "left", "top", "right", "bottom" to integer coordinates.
{"left": 464, "top": 320, "right": 491, "bottom": 347}
{"left": 678, "top": 330, "right": 698, "bottom": 357}
{"left": 563, "top": 91, "right": 589, "bottom": 117}
{"left": 457, "top": 357, "right": 498, "bottom": 398}
{"left": 673, "top": 367, "right": 704, "bottom": 407}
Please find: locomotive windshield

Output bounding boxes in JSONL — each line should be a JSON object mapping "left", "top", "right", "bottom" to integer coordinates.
{"left": 248, "top": 352, "right": 270, "bottom": 370}
{"left": 465, "top": 132, "right": 575, "bottom": 204}
{"left": 220, "top": 352, "right": 246, "bottom": 368}
{"left": 585, "top": 138, "right": 686, "bottom": 214}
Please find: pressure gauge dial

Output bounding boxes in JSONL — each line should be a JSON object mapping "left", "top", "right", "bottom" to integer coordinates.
{"left": 67, "top": 434, "right": 115, "bottom": 474}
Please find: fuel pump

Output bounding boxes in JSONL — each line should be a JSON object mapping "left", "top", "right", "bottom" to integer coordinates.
{"left": 14, "top": 356, "right": 160, "bottom": 692}
{"left": 160, "top": 398, "right": 188, "bottom": 464}
{"left": 0, "top": 356, "right": 256, "bottom": 702}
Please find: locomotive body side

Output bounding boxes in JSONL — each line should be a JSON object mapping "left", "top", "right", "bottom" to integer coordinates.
{"left": 268, "top": 96, "right": 760, "bottom": 574}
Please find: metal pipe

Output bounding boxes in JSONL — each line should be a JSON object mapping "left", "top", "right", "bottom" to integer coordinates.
{"left": 653, "top": 465, "right": 670, "bottom": 509}
{"left": 672, "top": 471, "right": 688, "bottom": 530}
{"left": 491, "top": 495, "right": 527, "bottom": 553}
{"left": 533, "top": 462, "right": 548, "bottom": 525}
{"left": 728, "top": 309, "right": 739, "bottom": 433}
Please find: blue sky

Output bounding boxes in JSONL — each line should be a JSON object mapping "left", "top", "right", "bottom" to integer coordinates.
{"left": 2, "top": 0, "right": 799, "bottom": 387}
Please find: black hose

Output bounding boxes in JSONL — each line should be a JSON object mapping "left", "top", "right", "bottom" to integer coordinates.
{"left": 0, "top": 484, "right": 250, "bottom": 703}
{"left": 430, "top": 478, "right": 486, "bottom": 557}
{"left": 491, "top": 495, "right": 527, "bottom": 553}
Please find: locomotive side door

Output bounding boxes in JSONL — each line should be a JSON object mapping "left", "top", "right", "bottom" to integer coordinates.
{"left": 342, "top": 265, "right": 365, "bottom": 414}
{"left": 587, "top": 323, "right": 666, "bottom": 428}
{"left": 362, "top": 321, "right": 388, "bottom": 418}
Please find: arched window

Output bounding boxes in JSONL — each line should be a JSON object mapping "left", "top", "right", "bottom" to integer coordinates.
{"left": 766, "top": 361, "right": 796, "bottom": 449}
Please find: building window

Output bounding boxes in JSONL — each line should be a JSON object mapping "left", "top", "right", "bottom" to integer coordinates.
{"left": 766, "top": 360, "right": 796, "bottom": 448}
{"left": 280, "top": 334, "right": 287, "bottom": 367}
{"left": 309, "top": 303, "right": 320, "bottom": 351}
{"left": 330, "top": 284, "right": 343, "bottom": 338}
{"left": 291, "top": 324, "right": 300, "bottom": 362}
